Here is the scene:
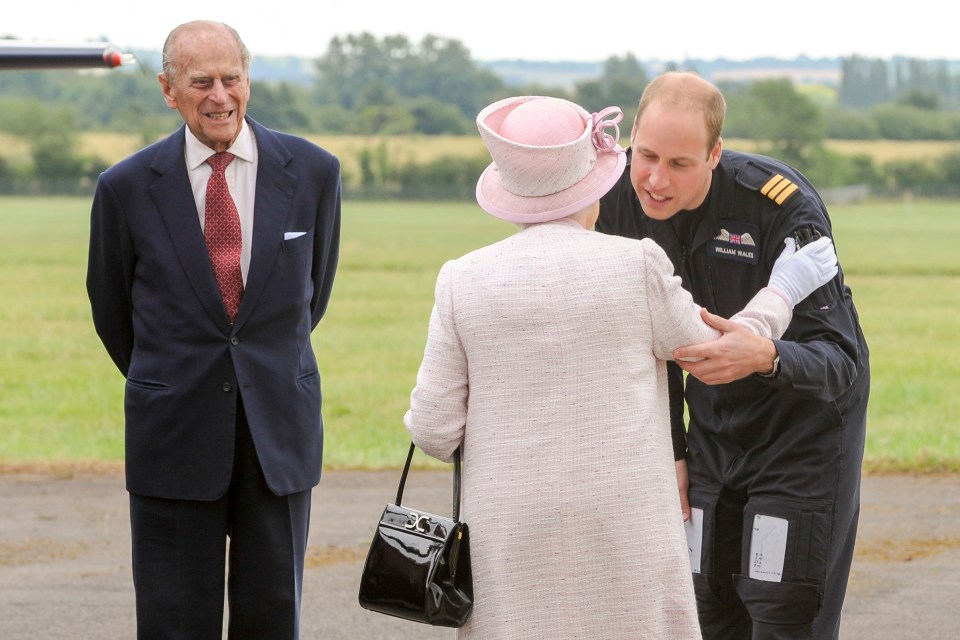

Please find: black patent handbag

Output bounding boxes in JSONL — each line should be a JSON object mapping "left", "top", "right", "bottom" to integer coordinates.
{"left": 357, "top": 442, "right": 473, "bottom": 627}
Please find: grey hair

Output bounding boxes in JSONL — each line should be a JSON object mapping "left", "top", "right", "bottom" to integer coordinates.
{"left": 161, "top": 21, "right": 250, "bottom": 84}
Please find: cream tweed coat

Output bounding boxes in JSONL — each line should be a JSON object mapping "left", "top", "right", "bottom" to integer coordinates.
{"left": 404, "top": 219, "right": 791, "bottom": 640}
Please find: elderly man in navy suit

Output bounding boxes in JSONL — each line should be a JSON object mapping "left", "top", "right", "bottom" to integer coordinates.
{"left": 86, "top": 20, "right": 340, "bottom": 639}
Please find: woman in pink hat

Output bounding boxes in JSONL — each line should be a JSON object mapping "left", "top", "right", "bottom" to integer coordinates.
{"left": 403, "top": 96, "right": 837, "bottom": 639}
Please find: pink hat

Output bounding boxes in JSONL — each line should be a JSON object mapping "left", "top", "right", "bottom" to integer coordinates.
{"left": 476, "top": 96, "right": 627, "bottom": 223}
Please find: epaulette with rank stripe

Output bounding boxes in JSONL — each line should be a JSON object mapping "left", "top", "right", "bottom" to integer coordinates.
{"left": 760, "top": 174, "right": 799, "bottom": 205}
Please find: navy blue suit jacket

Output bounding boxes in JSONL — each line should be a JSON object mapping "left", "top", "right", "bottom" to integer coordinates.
{"left": 87, "top": 118, "right": 341, "bottom": 500}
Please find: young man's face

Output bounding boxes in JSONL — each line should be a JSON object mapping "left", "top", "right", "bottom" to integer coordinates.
{"left": 629, "top": 101, "right": 722, "bottom": 220}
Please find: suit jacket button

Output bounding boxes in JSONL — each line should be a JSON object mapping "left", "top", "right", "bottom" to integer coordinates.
{"left": 222, "top": 382, "right": 232, "bottom": 392}
{"left": 230, "top": 337, "right": 239, "bottom": 346}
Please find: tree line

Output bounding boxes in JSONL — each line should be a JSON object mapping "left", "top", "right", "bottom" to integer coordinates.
{"left": 2, "top": 32, "right": 960, "bottom": 197}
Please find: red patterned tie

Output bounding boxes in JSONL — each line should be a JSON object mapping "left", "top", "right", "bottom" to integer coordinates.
{"left": 204, "top": 152, "right": 244, "bottom": 322}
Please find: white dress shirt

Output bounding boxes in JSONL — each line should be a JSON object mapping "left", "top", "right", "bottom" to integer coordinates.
{"left": 184, "top": 122, "right": 258, "bottom": 284}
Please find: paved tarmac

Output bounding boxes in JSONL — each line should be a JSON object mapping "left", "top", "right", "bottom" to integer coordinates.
{"left": 1, "top": 468, "right": 958, "bottom": 639}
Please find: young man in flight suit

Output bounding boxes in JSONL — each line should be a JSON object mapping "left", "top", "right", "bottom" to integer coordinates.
{"left": 597, "top": 71, "right": 870, "bottom": 639}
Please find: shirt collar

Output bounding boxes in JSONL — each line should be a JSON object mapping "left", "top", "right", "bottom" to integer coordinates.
{"left": 184, "top": 119, "right": 255, "bottom": 170}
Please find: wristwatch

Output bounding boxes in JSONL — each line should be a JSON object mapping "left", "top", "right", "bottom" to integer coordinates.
{"left": 759, "top": 353, "right": 781, "bottom": 378}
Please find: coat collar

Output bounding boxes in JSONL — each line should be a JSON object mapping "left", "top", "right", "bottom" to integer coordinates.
{"left": 147, "top": 118, "right": 298, "bottom": 332}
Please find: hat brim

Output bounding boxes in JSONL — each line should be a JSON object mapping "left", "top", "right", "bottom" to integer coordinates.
{"left": 476, "top": 146, "right": 627, "bottom": 223}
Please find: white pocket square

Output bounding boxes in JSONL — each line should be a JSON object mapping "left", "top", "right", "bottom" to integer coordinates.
{"left": 284, "top": 231, "right": 307, "bottom": 240}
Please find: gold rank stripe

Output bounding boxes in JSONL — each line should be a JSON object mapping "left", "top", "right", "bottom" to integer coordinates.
{"left": 760, "top": 174, "right": 799, "bottom": 205}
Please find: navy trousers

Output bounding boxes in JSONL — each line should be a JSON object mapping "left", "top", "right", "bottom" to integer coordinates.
{"left": 129, "top": 399, "right": 312, "bottom": 639}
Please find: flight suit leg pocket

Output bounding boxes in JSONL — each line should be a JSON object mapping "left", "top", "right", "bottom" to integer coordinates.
{"left": 732, "top": 574, "right": 820, "bottom": 638}
{"left": 735, "top": 494, "right": 833, "bottom": 634}
{"left": 741, "top": 496, "right": 833, "bottom": 589}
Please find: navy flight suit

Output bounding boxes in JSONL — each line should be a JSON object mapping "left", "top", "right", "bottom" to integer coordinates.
{"left": 598, "top": 149, "right": 870, "bottom": 639}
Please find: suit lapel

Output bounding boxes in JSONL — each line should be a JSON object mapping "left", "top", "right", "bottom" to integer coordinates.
{"left": 148, "top": 127, "right": 229, "bottom": 327}
{"left": 233, "top": 120, "right": 297, "bottom": 328}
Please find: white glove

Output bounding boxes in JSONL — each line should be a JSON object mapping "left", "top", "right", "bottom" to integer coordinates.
{"left": 767, "top": 236, "right": 838, "bottom": 307}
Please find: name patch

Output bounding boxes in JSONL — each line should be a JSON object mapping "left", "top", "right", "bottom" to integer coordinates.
{"left": 708, "top": 220, "right": 760, "bottom": 265}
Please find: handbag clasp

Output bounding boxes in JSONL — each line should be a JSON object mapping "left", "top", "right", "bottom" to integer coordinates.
{"left": 406, "top": 512, "right": 431, "bottom": 533}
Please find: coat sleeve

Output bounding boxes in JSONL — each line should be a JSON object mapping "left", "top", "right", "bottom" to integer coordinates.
{"left": 403, "top": 261, "right": 469, "bottom": 463}
{"left": 86, "top": 174, "right": 135, "bottom": 376}
{"left": 309, "top": 155, "right": 342, "bottom": 328}
{"left": 643, "top": 239, "right": 792, "bottom": 361}
{"left": 640, "top": 238, "right": 794, "bottom": 461}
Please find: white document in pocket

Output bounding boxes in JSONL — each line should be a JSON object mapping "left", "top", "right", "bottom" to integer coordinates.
{"left": 685, "top": 507, "right": 704, "bottom": 573}
{"left": 749, "top": 514, "right": 789, "bottom": 582}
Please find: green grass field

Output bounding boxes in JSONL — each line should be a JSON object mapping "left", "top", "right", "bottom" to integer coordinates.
{"left": 0, "top": 196, "right": 957, "bottom": 472}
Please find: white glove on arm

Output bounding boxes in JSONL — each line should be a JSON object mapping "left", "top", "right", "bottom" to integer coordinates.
{"left": 767, "top": 236, "right": 839, "bottom": 307}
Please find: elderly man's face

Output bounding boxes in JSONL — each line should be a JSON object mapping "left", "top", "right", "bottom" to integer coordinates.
{"left": 159, "top": 27, "right": 250, "bottom": 153}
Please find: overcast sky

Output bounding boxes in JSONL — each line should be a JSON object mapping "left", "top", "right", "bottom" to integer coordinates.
{"left": 3, "top": 1, "right": 954, "bottom": 63}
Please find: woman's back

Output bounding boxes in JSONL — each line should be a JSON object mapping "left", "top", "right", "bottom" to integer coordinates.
{"left": 408, "top": 219, "right": 705, "bottom": 639}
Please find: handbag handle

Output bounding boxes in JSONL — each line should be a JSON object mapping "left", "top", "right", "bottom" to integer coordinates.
{"left": 395, "top": 442, "right": 463, "bottom": 522}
